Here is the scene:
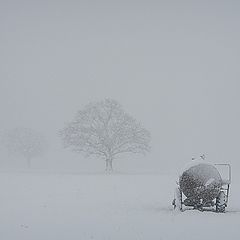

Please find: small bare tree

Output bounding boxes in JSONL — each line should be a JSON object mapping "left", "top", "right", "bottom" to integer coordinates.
{"left": 60, "top": 99, "right": 150, "bottom": 171}
{"left": 2, "top": 127, "right": 47, "bottom": 168}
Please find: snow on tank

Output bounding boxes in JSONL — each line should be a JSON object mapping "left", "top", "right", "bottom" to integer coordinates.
{"left": 179, "top": 160, "right": 222, "bottom": 202}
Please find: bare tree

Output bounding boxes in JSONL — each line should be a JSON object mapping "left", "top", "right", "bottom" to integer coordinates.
{"left": 60, "top": 99, "right": 151, "bottom": 171}
{"left": 1, "top": 127, "right": 47, "bottom": 168}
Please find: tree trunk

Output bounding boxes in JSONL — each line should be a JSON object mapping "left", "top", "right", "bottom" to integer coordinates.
{"left": 109, "top": 158, "right": 113, "bottom": 171}
{"left": 105, "top": 159, "right": 109, "bottom": 172}
{"left": 105, "top": 158, "right": 113, "bottom": 172}
{"left": 27, "top": 157, "right": 31, "bottom": 168}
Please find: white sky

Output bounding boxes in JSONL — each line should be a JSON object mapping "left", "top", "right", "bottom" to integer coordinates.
{"left": 1, "top": 0, "right": 240, "bottom": 173}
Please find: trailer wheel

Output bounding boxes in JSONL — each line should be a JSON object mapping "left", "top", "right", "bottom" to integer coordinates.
{"left": 172, "top": 187, "right": 182, "bottom": 211}
{"left": 216, "top": 191, "right": 226, "bottom": 213}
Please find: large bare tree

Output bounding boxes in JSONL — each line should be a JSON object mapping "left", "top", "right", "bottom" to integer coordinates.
{"left": 1, "top": 127, "right": 47, "bottom": 168}
{"left": 60, "top": 99, "right": 150, "bottom": 171}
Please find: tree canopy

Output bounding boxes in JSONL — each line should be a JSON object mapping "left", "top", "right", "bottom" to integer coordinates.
{"left": 60, "top": 99, "right": 150, "bottom": 171}
{"left": 1, "top": 127, "right": 47, "bottom": 167}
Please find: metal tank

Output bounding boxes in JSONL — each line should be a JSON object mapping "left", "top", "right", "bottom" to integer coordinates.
{"left": 179, "top": 163, "right": 222, "bottom": 205}
{"left": 172, "top": 159, "right": 231, "bottom": 212}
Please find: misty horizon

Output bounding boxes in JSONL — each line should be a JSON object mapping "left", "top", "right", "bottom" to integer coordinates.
{"left": 1, "top": 0, "right": 240, "bottom": 174}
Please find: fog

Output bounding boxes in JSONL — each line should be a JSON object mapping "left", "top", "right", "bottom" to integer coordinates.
{"left": 1, "top": 0, "right": 240, "bottom": 173}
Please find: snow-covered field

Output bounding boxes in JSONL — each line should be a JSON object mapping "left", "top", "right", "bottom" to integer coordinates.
{"left": 0, "top": 171, "right": 239, "bottom": 240}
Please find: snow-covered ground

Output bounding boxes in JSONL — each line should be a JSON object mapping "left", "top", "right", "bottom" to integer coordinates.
{"left": 0, "top": 171, "right": 239, "bottom": 240}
